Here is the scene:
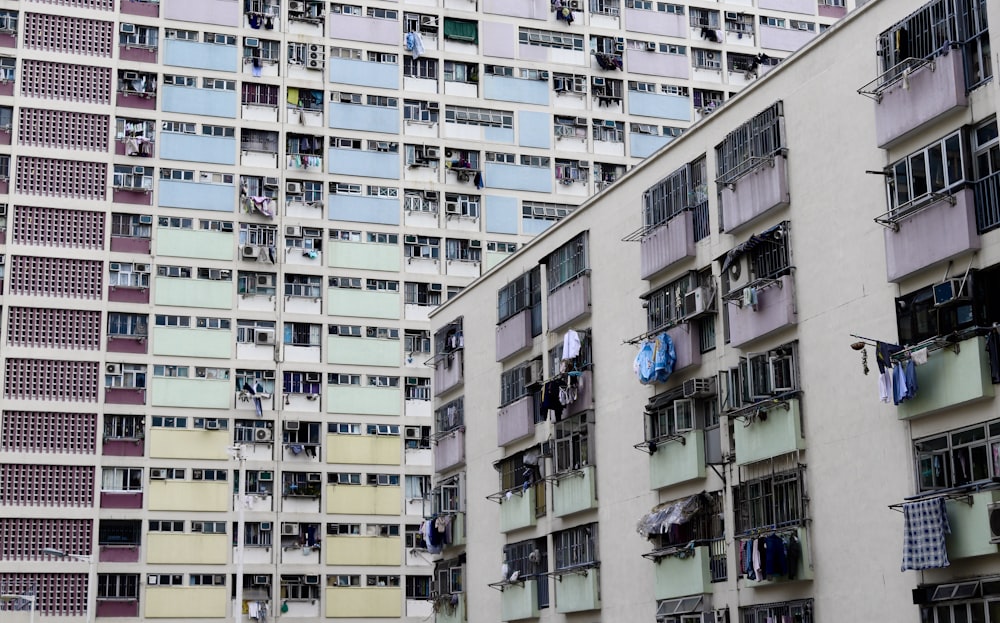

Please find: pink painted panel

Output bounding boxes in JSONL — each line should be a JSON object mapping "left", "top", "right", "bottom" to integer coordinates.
{"left": 0, "top": 181, "right": 8, "bottom": 195}
{"left": 728, "top": 275, "right": 797, "bottom": 348}
{"left": 119, "top": 45, "right": 158, "bottom": 63}
{"left": 667, "top": 324, "right": 701, "bottom": 374}
{"left": 100, "top": 491, "right": 143, "bottom": 509}
{"left": 884, "top": 189, "right": 980, "bottom": 282}
{"left": 758, "top": 24, "right": 816, "bottom": 53}
{"left": 0, "top": 230, "right": 6, "bottom": 244}
{"left": 0, "top": 129, "right": 10, "bottom": 145}
{"left": 433, "top": 428, "right": 465, "bottom": 472}
{"left": 497, "top": 395, "right": 534, "bottom": 446}
{"left": 0, "top": 82, "right": 13, "bottom": 96}
{"left": 0, "top": 34, "right": 14, "bottom": 48}
{"left": 818, "top": 4, "right": 846, "bottom": 18}
{"left": 624, "top": 9, "right": 686, "bottom": 37}
{"left": 99, "top": 545, "right": 141, "bottom": 562}
{"left": 483, "top": 0, "right": 548, "bottom": 19}
{"left": 105, "top": 387, "right": 146, "bottom": 404}
{"left": 97, "top": 599, "right": 140, "bottom": 617}
{"left": 518, "top": 43, "right": 547, "bottom": 62}
{"left": 163, "top": 0, "right": 239, "bottom": 27}
{"left": 108, "top": 286, "right": 150, "bottom": 304}
{"left": 112, "top": 189, "right": 152, "bottom": 206}
{"left": 116, "top": 92, "right": 156, "bottom": 110}
{"left": 483, "top": 21, "right": 517, "bottom": 59}
{"left": 626, "top": 49, "right": 689, "bottom": 79}
{"left": 640, "top": 210, "right": 696, "bottom": 279}
{"left": 329, "top": 15, "right": 398, "bottom": 45}
{"left": 103, "top": 439, "right": 145, "bottom": 457}
{"left": 121, "top": 0, "right": 160, "bottom": 16}
{"left": 110, "top": 236, "right": 151, "bottom": 254}
{"left": 759, "top": 0, "right": 814, "bottom": 14}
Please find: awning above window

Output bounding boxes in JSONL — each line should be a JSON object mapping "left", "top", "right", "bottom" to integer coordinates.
{"left": 655, "top": 594, "right": 704, "bottom": 617}
{"left": 443, "top": 19, "right": 478, "bottom": 43}
{"left": 637, "top": 493, "right": 703, "bottom": 539}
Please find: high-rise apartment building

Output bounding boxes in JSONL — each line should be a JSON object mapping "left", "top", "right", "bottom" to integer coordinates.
{"left": 0, "top": 0, "right": 849, "bottom": 620}
{"left": 428, "top": 0, "right": 1000, "bottom": 621}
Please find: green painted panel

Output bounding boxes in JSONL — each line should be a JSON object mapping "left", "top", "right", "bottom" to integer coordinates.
{"left": 553, "top": 464, "right": 597, "bottom": 518}
{"left": 500, "top": 487, "right": 537, "bottom": 532}
{"left": 898, "top": 336, "right": 995, "bottom": 420}
{"left": 501, "top": 579, "right": 539, "bottom": 621}
{"left": 327, "top": 335, "right": 399, "bottom": 367}
{"left": 555, "top": 568, "right": 600, "bottom": 613}
{"left": 327, "top": 385, "right": 401, "bottom": 416}
{"left": 486, "top": 251, "right": 511, "bottom": 271}
{"left": 156, "top": 229, "right": 234, "bottom": 261}
{"left": 650, "top": 430, "right": 705, "bottom": 490}
{"left": 155, "top": 277, "right": 232, "bottom": 309}
{"left": 328, "top": 289, "right": 400, "bottom": 319}
{"left": 328, "top": 241, "right": 400, "bottom": 272}
{"left": 153, "top": 326, "right": 232, "bottom": 358}
{"left": 151, "top": 378, "right": 232, "bottom": 409}
{"left": 653, "top": 545, "right": 711, "bottom": 599}
{"left": 743, "top": 526, "right": 813, "bottom": 587}
{"left": 734, "top": 398, "right": 804, "bottom": 466}
{"left": 946, "top": 490, "right": 1000, "bottom": 559}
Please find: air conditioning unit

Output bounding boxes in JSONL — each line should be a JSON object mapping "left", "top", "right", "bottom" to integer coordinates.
{"left": 242, "top": 245, "right": 260, "bottom": 259}
{"left": 569, "top": 0, "right": 580, "bottom": 7}
{"left": 592, "top": 77, "right": 605, "bottom": 86}
{"left": 307, "top": 473, "right": 322, "bottom": 482}
{"left": 468, "top": 240, "right": 481, "bottom": 249}
{"left": 306, "top": 58, "right": 324, "bottom": 70}
{"left": 205, "top": 419, "right": 221, "bottom": 430}
{"left": 264, "top": 176, "right": 280, "bottom": 187}
{"left": 578, "top": 161, "right": 590, "bottom": 169}
{"left": 933, "top": 278, "right": 969, "bottom": 306}
{"left": 538, "top": 440, "right": 553, "bottom": 457}
{"left": 445, "top": 202, "right": 461, "bottom": 215}
{"left": 615, "top": 42, "right": 625, "bottom": 52}
{"left": 305, "top": 372, "right": 322, "bottom": 383}
{"left": 255, "top": 330, "right": 275, "bottom": 345}
{"left": 538, "top": 71, "right": 550, "bottom": 80}
{"left": 405, "top": 426, "right": 421, "bottom": 439}
{"left": 427, "top": 102, "right": 440, "bottom": 111}
{"left": 683, "top": 286, "right": 711, "bottom": 318}
{"left": 257, "top": 274, "right": 275, "bottom": 287}
{"left": 286, "top": 181, "right": 303, "bottom": 194}
{"left": 138, "top": 214, "right": 154, "bottom": 225}
{"left": 192, "top": 471, "right": 203, "bottom": 481}
{"left": 425, "top": 147, "right": 440, "bottom": 159}
{"left": 260, "top": 521, "right": 272, "bottom": 530}
{"left": 282, "top": 523, "right": 300, "bottom": 535}
{"left": 147, "top": 576, "right": 158, "bottom": 585}
{"left": 0, "top": 205, "right": 7, "bottom": 216}
{"left": 429, "top": 283, "right": 443, "bottom": 292}
{"left": 259, "top": 472, "right": 274, "bottom": 482}
{"left": 120, "top": 23, "right": 136, "bottom": 33}
{"left": 725, "top": 11, "right": 739, "bottom": 20}
{"left": 123, "top": 71, "right": 140, "bottom": 81}
{"left": 253, "top": 575, "right": 270, "bottom": 586}
{"left": 988, "top": 502, "right": 1000, "bottom": 543}
{"left": 150, "top": 468, "right": 168, "bottom": 480}
{"left": 304, "top": 575, "right": 320, "bottom": 585}
{"left": 245, "top": 37, "right": 260, "bottom": 48}
{"left": 575, "top": 116, "right": 588, "bottom": 126}
{"left": 262, "top": 370, "right": 276, "bottom": 380}
{"left": 288, "top": 0, "right": 304, "bottom": 11}
{"left": 286, "top": 225, "right": 302, "bottom": 237}
{"left": 683, "top": 377, "right": 717, "bottom": 399}
{"left": 646, "top": 41, "right": 657, "bottom": 51}
{"left": 285, "top": 420, "right": 300, "bottom": 431}
{"left": 106, "top": 363, "right": 123, "bottom": 376}
{"left": 134, "top": 263, "right": 149, "bottom": 273}
{"left": 255, "top": 428, "right": 273, "bottom": 442}
{"left": 420, "top": 15, "right": 438, "bottom": 27}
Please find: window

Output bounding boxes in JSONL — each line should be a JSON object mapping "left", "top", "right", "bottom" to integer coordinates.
{"left": 120, "top": 24, "right": 158, "bottom": 48}
{"left": 244, "top": 38, "right": 280, "bottom": 63}
{"left": 690, "top": 7, "right": 719, "bottom": 27}
{"left": 887, "top": 130, "right": 965, "bottom": 219}
{"left": 642, "top": 157, "right": 709, "bottom": 237}
{"left": 406, "top": 576, "right": 432, "bottom": 599}
{"left": 497, "top": 266, "right": 542, "bottom": 331}
{"left": 327, "top": 523, "right": 361, "bottom": 535}
{"left": 554, "top": 412, "right": 593, "bottom": 474}
{"left": 733, "top": 466, "right": 807, "bottom": 534}
{"left": 500, "top": 362, "right": 537, "bottom": 406}
{"left": 236, "top": 321, "right": 276, "bottom": 345}
{"left": 519, "top": 27, "right": 584, "bottom": 50}
{"left": 284, "top": 274, "right": 321, "bottom": 298}
{"left": 190, "top": 574, "right": 225, "bottom": 586}
{"left": 444, "top": 60, "right": 478, "bottom": 83}
{"left": 444, "top": 193, "right": 480, "bottom": 218}
{"left": 524, "top": 201, "right": 574, "bottom": 224}
{"left": 403, "top": 56, "right": 437, "bottom": 79}
{"left": 242, "top": 522, "right": 273, "bottom": 547}
{"left": 546, "top": 233, "right": 588, "bottom": 292}
{"left": 153, "top": 364, "right": 189, "bottom": 376}
{"left": 102, "top": 467, "right": 142, "bottom": 492}
{"left": 0, "top": 57, "right": 14, "bottom": 82}
{"left": 105, "top": 363, "right": 146, "bottom": 390}
{"left": 367, "top": 375, "right": 399, "bottom": 388}
{"left": 404, "top": 282, "right": 442, "bottom": 306}
{"left": 644, "top": 272, "right": 702, "bottom": 331}
{"left": 435, "top": 558, "right": 463, "bottom": 595}
{"left": 405, "top": 329, "right": 431, "bottom": 354}
{"left": 915, "top": 418, "right": 1000, "bottom": 492}
{"left": 151, "top": 416, "right": 187, "bottom": 427}
{"left": 99, "top": 520, "right": 141, "bottom": 548}
{"left": 283, "top": 371, "right": 321, "bottom": 394}
{"left": 98, "top": 574, "right": 139, "bottom": 600}
{"left": 715, "top": 100, "right": 784, "bottom": 184}
{"left": 740, "top": 600, "right": 813, "bottom": 623}
{"left": 720, "top": 222, "right": 791, "bottom": 298}
{"left": 444, "top": 106, "right": 513, "bottom": 129}
{"left": 104, "top": 415, "right": 144, "bottom": 441}
{"left": 242, "top": 83, "right": 279, "bottom": 106}
{"left": 367, "top": 473, "right": 400, "bottom": 486}
{"left": 149, "top": 520, "right": 184, "bottom": 532}
{"left": 503, "top": 538, "right": 549, "bottom": 607}
{"left": 202, "top": 78, "right": 236, "bottom": 91}
{"left": 108, "top": 312, "right": 148, "bottom": 338}
{"left": 367, "top": 51, "right": 397, "bottom": 63}
{"left": 204, "top": 32, "right": 236, "bottom": 45}
{"left": 111, "top": 213, "right": 152, "bottom": 239}
{"left": 436, "top": 398, "right": 464, "bottom": 434}
{"left": 282, "top": 575, "right": 321, "bottom": 600}
{"left": 367, "top": 278, "right": 399, "bottom": 292}
{"left": 160, "top": 168, "right": 194, "bottom": 181}
{"left": 192, "top": 521, "right": 226, "bottom": 533}
{"left": 554, "top": 523, "right": 598, "bottom": 570}
{"left": 404, "top": 100, "right": 439, "bottom": 124}
{"left": 495, "top": 451, "right": 545, "bottom": 518}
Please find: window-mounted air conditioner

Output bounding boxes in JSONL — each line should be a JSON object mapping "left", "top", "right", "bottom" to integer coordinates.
{"left": 286, "top": 225, "right": 302, "bottom": 237}
{"left": 123, "top": 71, "right": 140, "bottom": 81}
{"left": 429, "top": 283, "right": 443, "bottom": 292}
{"left": 253, "top": 575, "right": 271, "bottom": 585}
{"left": 468, "top": 240, "right": 481, "bottom": 249}
{"left": 538, "top": 71, "right": 550, "bottom": 80}
{"left": 257, "top": 274, "right": 275, "bottom": 287}
{"left": 0, "top": 205, "right": 7, "bottom": 216}
{"left": 683, "top": 286, "right": 711, "bottom": 318}
{"left": 106, "top": 363, "right": 123, "bottom": 376}
{"left": 427, "top": 102, "right": 440, "bottom": 111}
{"left": 205, "top": 419, "right": 220, "bottom": 430}
{"left": 405, "top": 426, "right": 421, "bottom": 439}
{"left": 285, "top": 420, "right": 300, "bottom": 430}
{"left": 242, "top": 245, "right": 260, "bottom": 258}
{"left": 282, "top": 522, "right": 300, "bottom": 535}
{"left": 420, "top": 15, "right": 438, "bottom": 27}
{"left": 288, "top": 0, "right": 304, "bottom": 11}
{"left": 260, "top": 521, "right": 272, "bottom": 530}
{"left": 988, "top": 502, "right": 1000, "bottom": 543}
{"left": 305, "top": 372, "right": 321, "bottom": 383}
{"left": 304, "top": 575, "right": 320, "bottom": 585}
{"left": 425, "top": 146, "right": 440, "bottom": 159}
{"left": 264, "top": 176, "right": 280, "bottom": 187}
{"left": 683, "top": 376, "right": 717, "bottom": 399}
{"left": 255, "top": 428, "right": 273, "bottom": 442}
{"left": 262, "top": 370, "right": 276, "bottom": 380}
{"left": 933, "top": 278, "right": 970, "bottom": 306}
{"left": 150, "top": 468, "right": 168, "bottom": 480}
{"left": 245, "top": 37, "right": 260, "bottom": 48}
{"left": 646, "top": 41, "right": 657, "bottom": 51}
{"left": 286, "top": 181, "right": 303, "bottom": 194}
{"left": 109, "top": 262, "right": 122, "bottom": 272}
{"left": 445, "top": 202, "right": 461, "bottom": 215}
{"left": 307, "top": 473, "right": 322, "bottom": 482}
{"left": 574, "top": 117, "right": 588, "bottom": 126}
{"left": 259, "top": 472, "right": 273, "bottom": 482}
{"left": 134, "top": 263, "right": 149, "bottom": 273}
{"left": 120, "top": 23, "right": 136, "bottom": 34}
{"left": 255, "top": 329, "right": 275, "bottom": 345}
{"left": 306, "top": 58, "right": 324, "bottom": 70}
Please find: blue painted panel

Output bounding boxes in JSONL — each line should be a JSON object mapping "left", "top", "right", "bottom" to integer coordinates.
{"left": 627, "top": 91, "right": 691, "bottom": 121}
{"left": 162, "top": 86, "right": 237, "bottom": 119}
{"left": 518, "top": 111, "right": 551, "bottom": 149}
{"left": 160, "top": 134, "right": 236, "bottom": 165}
{"left": 159, "top": 181, "right": 236, "bottom": 212}
{"left": 484, "top": 163, "right": 552, "bottom": 193}
{"left": 485, "top": 195, "right": 518, "bottom": 234}
{"left": 328, "top": 58, "right": 399, "bottom": 90}
{"left": 631, "top": 133, "right": 674, "bottom": 159}
{"left": 483, "top": 75, "right": 549, "bottom": 106}
{"left": 327, "top": 148, "right": 400, "bottom": 180}
{"left": 163, "top": 40, "right": 239, "bottom": 73}
{"left": 522, "top": 218, "right": 555, "bottom": 235}
{"left": 328, "top": 194, "right": 400, "bottom": 225}
{"left": 484, "top": 127, "right": 515, "bottom": 144}
{"left": 329, "top": 102, "right": 400, "bottom": 134}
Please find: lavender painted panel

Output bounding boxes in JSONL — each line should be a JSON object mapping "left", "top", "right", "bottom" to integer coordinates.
{"left": 720, "top": 155, "right": 790, "bottom": 234}
{"left": 113, "top": 189, "right": 152, "bottom": 206}
{"left": 0, "top": 82, "right": 13, "bottom": 97}
{"left": 728, "top": 275, "right": 797, "bottom": 348}
{"left": 97, "top": 600, "right": 140, "bottom": 617}
{"left": 884, "top": 189, "right": 980, "bottom": 282}
{"left": 0, "top": 33, "right": 15, "bottom": 48}
{"left": 108, "top": 286, "right": 150, "bottom": 304}
{"left": 624, "top": 9, "right": 686, "bottom": 37}
{"left": 483, "top": 21, "right": 517, "bottom": 59}
{"left": 759, "top": 0, "right": 814, "bottom": 15}
{"left": 119, "top": 45, "right": 158, "bottom": 63}
{"left": 110, "top": 236, "right": 151, "bottom": 254}
{"left": 329, "top": 15, "right": 399, "bottom": 45}
{"left": 0, "top": 129, "right": 10, "bottom": 145}
{"left": 483, "top": 0, "right": 548, "bottom": 18}
{"left": 101, "top": 491, "right": 143, "bottom": 509}
{"left": 625, "top": 50, "right": 689, "bottom": 79}
{"left": 99, "top": 545, "right": 141, "bottom": 562}
{"left": 121, "top": 0, "right": 160, "bottom": 17}
{"left": 498, "top": 396, "right": 534, "bottom": 446}
{"left": 875, "top": 51, "right": 967, "bottom": 149}
{"left": 163, "top": 0, "right": 239, "bottom": 27}
{"left": 818, "top": 4, "right": 846, "bottom": 18}
{"left": 758, "top": 25, "right": 816, "bottom": 52}
{"left": 116, "top": 92, "right": 156, "bottom": 110}
{"left": 547, "top": 273, "right": 591, "bottom": 331}
{"left": 434, "top": 350, "right": 464, "bottom": 396}
{"left": 105, "top": 387, "right": 147, "bottom": 404}
{"left": 518, "top": 43, "right": 547, "bottom": 62}
{"left": 0, "top": 230, "right": 6, "bottom": 244}
{"left": 103, "top": 439, "right": 145, "bottom": 457}
{"left": 667, "top": 324, "right": 701, "bottom": 374}
{"left": 565, "top": 370, "right": 592, "bottom": 418}
{"left": 0, "top": 181, "right": 7, "bottom": 195}
{"left": 496, "top": 309, "right": 532, "bottom": 361}
{"left": 640, "top": 211, "right": 696, "bottom": 279}
{"left": 434, "top": 428, "right": 465, "bottom": 471}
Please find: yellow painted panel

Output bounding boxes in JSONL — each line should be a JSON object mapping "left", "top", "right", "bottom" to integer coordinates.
{"left": 325, "top": 587, "right": 401, "bottom": 618}
{"left": 149, "top": 429, "right": 231, "bottom": 460}
{"left": 326, "top": 485, "right": 401, "bottom": 516}
{"left": 324, "top": 536, "right": 402, "bottom": 566}
{"left": 145, "top": 587, "right": 227, "bottom": 618}
{"left": 147, "top": 481, "right": 229, "bottom": 512}
{"left": 147, "top": 533, "right": 229, "bottom": 564}
{"left": 326, "top": 435, "right": 401, "bottom": 465}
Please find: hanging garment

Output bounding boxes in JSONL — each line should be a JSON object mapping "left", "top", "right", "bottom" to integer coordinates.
{"left": 474, "top": 171, "right": 484, "bottom": 189}
{"left": 540, "top": 381, "right": 565, "bottom": 420}
{"left": 248, "top": 14, "right": 261, "bottom": 28}
{"left": 785, "top": 535, "right": 801, "bottom": 579}
{"left": 562, "top": 329, "right": 581, "bottom": 360}
{"left": 878, "top": 367, "right": 893, "bottom": 404}
{"left": 911, "top": 348, "right": 929, "bottom": 366}
{"left": 876, "top": 341, "right": 902, "bottom": 374}
{"left": 987, "top": 331, "right": 1000, "bottom": 384}
{"left": 752, "top": 538, "right": 763, "bottom": 581}
{"left": 901, "top": 497, "right": 951, "bottom": 571}
{"left": 634, "top": 339, "right": 656, "bottom": 384}
{"left": 763, "top": 534, "right": 788, "bottom": 578}
{"left": 903, "top": 359, "right": 918, "bottom": 400}
{"left": 653, "top": 332, "right": 676, "bottom": 383}
{"left": 892, "top": 362, "right": 907, "bottom": 405}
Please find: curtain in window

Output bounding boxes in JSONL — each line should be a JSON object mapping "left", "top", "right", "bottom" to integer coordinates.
{"left": 443, "top": 19, "right": 478, "bottom": 43}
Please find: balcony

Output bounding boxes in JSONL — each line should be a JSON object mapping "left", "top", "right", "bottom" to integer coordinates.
{"left": 640, "top": 211, "right": 697, "bottom": 280}
{"left": 434, "top": 428, "right": 465, "bottom": 472}
{"left": 105, "top": 387, "right": 146, "bottom": 405}
{"left": 883, "top": 189, "right": 979, "bottom": 283}
{"left": 552, "top": 464, "right": 597, "bottom": 517}
{"left": 496, "top": 309, "right": 533, "bottom": 361}
{"left": 548, "top": 272, "right": 591, "bottom": 331}
{"left": 499, "top": 485, "right": 539, "bottom": 533}
{"left": 500, "top": 579, "right": 539, "bottom": 621}
{"left": 742, "top": 526, "right": 813, "bottom": 586}
{"left": 733, "top": 398, "right": 804, "bottom": 465}
{"left": 498, "top": 395, "right": 534, "bottom": 446}
{"left": 649, "top": 430, "right": 705, "bottom": 490}
{"left": 945, "top": 490, "right": 1000, "bottom": 560}
{"left": 107, "top": 333, "right": 148, "bottom": 352}
{"left": 434, "top": 350, "right": 464, "bottom": 396}
{"left": 867, "top": 52, "right": 968, "bottom": 149}
{"left": 100, "top": 491, "right": 143, "bottom": 509}
{"left": 435, "top": 593, "right": 465, "bottom": 623}
{"left": 720, "top": 155, "right": 790, "bottom": 234}
{"left": 727, "top": 275, "right": 797, "bottom": 348}
{"left": 97, "top": 600, "right": 139, "bottom": 618}
{"left": 554, "top": 567, "right": 600, "bottom": 613}
{"left": 652, "top": 545, "right": 712, "bottom": 599}
{"left": 897, "top": 336, "right": 994, "bottom": 420}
